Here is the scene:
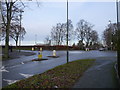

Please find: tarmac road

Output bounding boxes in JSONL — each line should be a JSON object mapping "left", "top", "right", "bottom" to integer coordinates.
{"left": 0, "top": 50, "right": 117, "bottom": 87}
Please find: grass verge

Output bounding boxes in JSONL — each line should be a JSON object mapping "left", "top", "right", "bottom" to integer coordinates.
{"left": 3, "top": 59, "right": 95, "bottom": 88}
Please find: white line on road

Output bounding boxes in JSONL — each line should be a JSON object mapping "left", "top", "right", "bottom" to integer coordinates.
{"left": 19, "top": 73, "right": 33, "bottom": 78}
{"left": 0, "top": 66, "right": 9, "bottom": 72}
{"left": 3, "top": 79, "right": 19, "bottom": 85}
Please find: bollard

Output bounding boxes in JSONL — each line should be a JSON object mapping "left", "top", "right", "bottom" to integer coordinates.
{"left": 38, "top": 51, "right": 42, "bottom": 59}
{"left": 40, "top": 47, "right": 42, "bottom": 51}
{"left": 53, "top": 50, "right": 56, "bottom": 56}
{"left": 85, "top": 48, "right": 88, "bottom": 51}
{"left": 38, "top": 48, "right": 42, "bottom": 59}
{"left": 32, "top": 47, "right": 34, "bottom": 51}
{"left": 86, "top": 48, "right": 89, "bottom": 51}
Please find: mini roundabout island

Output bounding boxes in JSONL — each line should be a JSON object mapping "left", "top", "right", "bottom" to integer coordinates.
{"left": 32, "top": 58, "right": 48, "bottom": 61}
{"left": 47, "top": 50, "right": 59, "bottom": 58}
{"left": 32, "top": 50, "right": 59, "bottom": 61}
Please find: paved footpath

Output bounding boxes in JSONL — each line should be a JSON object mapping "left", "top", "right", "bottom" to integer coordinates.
{"left": 73, "top": 56, "right": 119, "bottom": 88}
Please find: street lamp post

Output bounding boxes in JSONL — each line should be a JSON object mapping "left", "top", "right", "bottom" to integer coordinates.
{"left": 66, "top": 0, "right": 69, "bottom": 63}
{"left": 116, "top": 0, "right": 120, "bottom": 77}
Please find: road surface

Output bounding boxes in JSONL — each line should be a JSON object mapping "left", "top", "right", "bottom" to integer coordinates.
{"left": 0, "top": 50, "right": 117, "bottom": 87}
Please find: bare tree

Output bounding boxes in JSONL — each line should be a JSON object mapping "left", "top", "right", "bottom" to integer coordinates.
{"left": 1, "top": 6, "right": 25, "bottom": 47}
{"left": 90, "top": 30, "right": 98, "bottom": 46}
{"left": 84, "top": 23, "right": 94, "bottom": 48}
{"left": 64, "top": 19, "right": 74, "bottom": 42}
{"left": 76, "top": 19, "right": 96, "bottom": 48}
{"left": 103, "top": 22, "right": 118, "bottom": 50}
{"left": 44, "top": 35, "right": 51, "bottom": 46}
{"left": 76, "top": 19, "right": 99, "bottom": 48}
{"left": 1, "top": 1, "right": 14, "bottom": 58}
{"left": 77, "top": 40, "right": 85, "bottom": 49}
{"left": 1, "top": 0, "right": 25, "bottom": 58}
{"left": 51, "top": 23, "right": 65, "bottom": 45}
{"left": 0, "top": 23, "right": 6, "bottom": 41}
{"left": 10, "top": 23, "right": 26, "bottom": 46}
{"left": 50, "top": 19, "right": 74, "bottom": 45}
{"left": 75, "top": 19, "right": 87, "bottom": 49}
{"left": 1, "top": 0, "right": 40, "bottom": 58}
{"left": 75, "top": 19, "right": 86, "bottom": 43}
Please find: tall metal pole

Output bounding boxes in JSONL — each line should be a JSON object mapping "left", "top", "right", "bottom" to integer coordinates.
{"left": 66, "top": 0, "right": 69, "bottom": 63}
{"left": 116, "top": 0, "right": 120, "bottom": 77}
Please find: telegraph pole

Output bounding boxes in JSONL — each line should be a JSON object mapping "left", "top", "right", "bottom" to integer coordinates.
{"left": 66, "top": 0, "right": 69, "bottom": 63}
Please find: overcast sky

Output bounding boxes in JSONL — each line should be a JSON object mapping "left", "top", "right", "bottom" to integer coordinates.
{"left": 7, "top": 0, "right": 119, "bottom": 45}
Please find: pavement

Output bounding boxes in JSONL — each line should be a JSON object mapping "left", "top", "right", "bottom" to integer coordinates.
{"left": 73, "top": 56, "right": 119, "bottom": 88}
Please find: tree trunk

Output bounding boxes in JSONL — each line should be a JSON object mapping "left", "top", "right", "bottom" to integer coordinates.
{"left": 15, "top": 40, "right": 18, "bottom": 47}
{"left": 16, "top": 35, "right": 19, "bottom": 47}
{"left": 5, "top": 12, "right": 11, "bottom": 58}
{"left": 4, "top": 2, "right": 13, "bottom": 59}
{"left": 86, "top": 42, "right": 89, "bottom": 48}
{"left": 5, "top": 23, "right": 10, "bottom": 58}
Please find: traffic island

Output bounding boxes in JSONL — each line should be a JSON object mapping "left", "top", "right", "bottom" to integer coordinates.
{"left": 32, "top": 48, "right": 48, "bottom": 61}
{"left": 32, "top": 58, "right": 48, "bottom": 61}
{"left": 47, "top": 50, "right": 59, "bottom": 58}
{"left": 47, "top": 56, "right": 59, "bottom": 58}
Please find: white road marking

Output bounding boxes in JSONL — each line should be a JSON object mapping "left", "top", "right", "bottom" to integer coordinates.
{"left": 21, "top": 62, "right": 24, "bottom": 64}
{"left": 19, "top": 73, "right": 33, "bottom": 78}
{"left": 3, "top": 79, "right": 19, "bottom": 85}
{"left": 0, "top": 66, "right": 9, "bottom": 72}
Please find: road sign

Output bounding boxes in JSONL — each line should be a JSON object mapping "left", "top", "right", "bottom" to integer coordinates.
{"left": 38, "top": 54, "right": 42, "bottom": 59}
{"left": 38, "top": 48, "right": 42, "bottom": 59}
{"left": 38, "top": 51, "right": 42, "bottom": 59}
